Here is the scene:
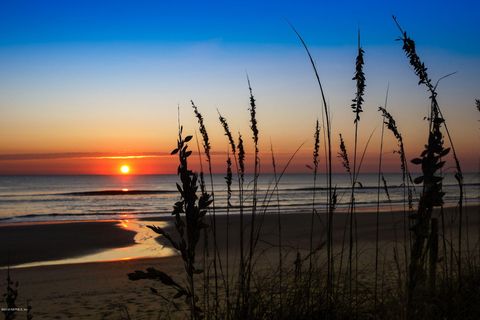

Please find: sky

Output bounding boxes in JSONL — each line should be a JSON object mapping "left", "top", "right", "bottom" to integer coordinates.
{"left": 0, "top": 0, "right": 479, "bottom": 175}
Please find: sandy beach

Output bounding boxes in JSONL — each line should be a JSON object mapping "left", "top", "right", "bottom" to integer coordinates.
{"left": 1, "top": 205, "right": 478, "bottom": 319}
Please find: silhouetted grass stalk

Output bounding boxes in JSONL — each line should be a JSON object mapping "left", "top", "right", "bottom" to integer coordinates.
{"left": 191, "top": 101, "right": 222, "bottom": 317}
{"left": 194, "top": 131, "right": 210, "bottom": 312}
{"left": 308, "top": 119, "right": 320, "bottom": 310}
{"left": 394, "top": 16, "right": 460, "bottom": 317}
{"left": 3, "top": 266, "right": 18, "bottom": 320}
{"left": 377, "top": 106, "right": 412, "bottom": 278}
{"left": 218, "top": 111, "right": 237, "bottom": 318}
{"left": 129, "top": 124, "right": 212, "bottom": 320}
{"left": 237, "top": 133, "right": 246, "bottom": 311}
{"left": 213, "top": 122, "right": 247, "bottom": 316}
{"left": 253, "top": 142, "right": 305, "bottom": 250}
{"left": 396, "top": 17, "right": 466, "bottom": 283}
{"left": 289, "top": 22, "right": 335, "bottom": 304}
{"left": 374, "top": 84, "right": 389, "bottom": 315}
{"left": 245, "top": 75, "right": 260, "bottom": 311}
{"left": 270, "top": 142, "right": 283, "bottom": 317}
{"left": 337, "top": 133, "right": 352, "bottom": 296}
{"left": 347, "top": 31, "right": 365, "bottom": 310}
{"left": 223, "top": 154, "right": 232, "bottom": 317}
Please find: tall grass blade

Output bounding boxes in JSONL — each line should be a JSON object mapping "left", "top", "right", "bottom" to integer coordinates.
{"left": 288, "top": 21, "right": 335, "bottom": 302}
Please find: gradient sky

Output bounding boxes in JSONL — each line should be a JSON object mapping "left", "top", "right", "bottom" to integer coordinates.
{"left": 0, "top": 0, "right": 479, "bottom": 175}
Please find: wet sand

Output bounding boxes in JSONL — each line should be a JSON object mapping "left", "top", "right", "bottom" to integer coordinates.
{"left": 2, "top": 205, "right": 478, "bottom": 267}
{"left": 0, "top": 221, "right": 136, "bottom": 267}
{"left": 146, "top": 205, "right": 480, "bottom": 256}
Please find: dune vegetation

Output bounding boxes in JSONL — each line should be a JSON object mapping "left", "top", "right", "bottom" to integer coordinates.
{"left": 122, "top": 17, "right": 480, "bottom": 320}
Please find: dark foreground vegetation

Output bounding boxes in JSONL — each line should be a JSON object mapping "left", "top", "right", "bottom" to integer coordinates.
{"left": 126, "top": 16, "right": 480, "bottom": 320}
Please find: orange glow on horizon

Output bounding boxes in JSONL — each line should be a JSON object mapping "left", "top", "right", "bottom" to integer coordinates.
{"left": 0, "top": 147, "right": 478, "bottom": 175}
{"left": 0, "top": 155, "right": 180, "bottom": 175}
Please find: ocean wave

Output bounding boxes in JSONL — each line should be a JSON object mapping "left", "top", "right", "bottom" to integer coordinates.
{"left": 2, "top": 197, "right": 478, "bottom": 223}
{"left": 60, "top": 189, "right": 177, "bottom": 196}
{"left": 0, "top": 182, "right": 477, "bottom": 198}
{"left": 285, "top": 182, "right": 479, "bottom": 192}
{"left": 0, "top": 210, "right": 170, "bottom": 221}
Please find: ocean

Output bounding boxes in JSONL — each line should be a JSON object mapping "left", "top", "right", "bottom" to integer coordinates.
{"left": 0, "top": 173, "right": 478, "bottom": 223}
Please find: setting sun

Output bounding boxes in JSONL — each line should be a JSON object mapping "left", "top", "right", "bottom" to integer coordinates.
{"left": 120, "top": 165, "right": 130, "bottom": 174}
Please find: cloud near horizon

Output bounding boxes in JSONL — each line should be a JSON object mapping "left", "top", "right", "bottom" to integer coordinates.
{"left": 0, "top": 152, "right": 171, "bottom": 161}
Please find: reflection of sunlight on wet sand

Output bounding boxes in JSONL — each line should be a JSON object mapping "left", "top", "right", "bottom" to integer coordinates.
{"left": 12, "top": 219, "right": 176, "bottom": 269}
{"left": 120, "top": 219, "right": 129, "bottom": 228}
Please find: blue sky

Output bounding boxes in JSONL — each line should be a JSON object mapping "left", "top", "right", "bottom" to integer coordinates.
{"left": 1, "top": 0, "right": 479, "bottom": 52}
{"left": 0, "top": 0, "right": 479, "bottom": 173}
